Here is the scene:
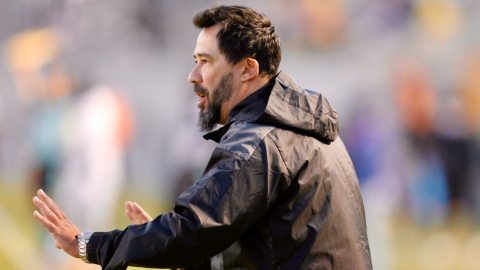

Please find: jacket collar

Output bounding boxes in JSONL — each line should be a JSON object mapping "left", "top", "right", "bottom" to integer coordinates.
{"left": 204, "top": 71, "right": 339, "bottom": 143}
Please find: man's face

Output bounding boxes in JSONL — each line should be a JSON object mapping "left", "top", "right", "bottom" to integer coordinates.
{"left": 188, "top": 24, "right": 239, "bottom": 132}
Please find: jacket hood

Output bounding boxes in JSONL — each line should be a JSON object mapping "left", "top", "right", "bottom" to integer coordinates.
{"left": 204, "top": 71, "right": 339, "bottom": 143}
{"left": 257, "top": 71, "right": 339, "bottom": 143}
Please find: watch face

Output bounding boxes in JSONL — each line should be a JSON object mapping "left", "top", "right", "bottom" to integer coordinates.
{"left": 80, "top": 232, "right": 94, "bottom": 240}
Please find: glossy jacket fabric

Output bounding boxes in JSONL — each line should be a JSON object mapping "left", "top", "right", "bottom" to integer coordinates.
{"left": 86, "top": 71, "right": 372, "bottom": 270}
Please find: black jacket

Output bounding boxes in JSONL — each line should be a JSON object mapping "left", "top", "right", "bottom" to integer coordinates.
{"left": 86, "top": 71, "right": 372, "bottom": 270}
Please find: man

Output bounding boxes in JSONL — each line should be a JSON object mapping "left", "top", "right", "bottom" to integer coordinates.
{"left": 33, "top": 5, "right": 372, "bottom": 270}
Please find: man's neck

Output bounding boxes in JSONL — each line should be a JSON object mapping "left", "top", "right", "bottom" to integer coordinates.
{"left": 240, "top": 75, "right": 271, "bottom": 101}
{"left": 219, "top": 75, "right": 272, "bottom": 125}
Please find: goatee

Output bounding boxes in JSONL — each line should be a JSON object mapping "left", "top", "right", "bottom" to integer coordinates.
{"left": 196, "top": 73, "right": 234, "bottom": 132}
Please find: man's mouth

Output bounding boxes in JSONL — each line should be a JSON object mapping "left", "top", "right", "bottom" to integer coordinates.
{"left": 196, "top": 93, "right": 207, "bottom": 107}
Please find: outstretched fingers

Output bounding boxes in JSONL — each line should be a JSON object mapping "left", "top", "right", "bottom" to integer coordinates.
{"left": 126, "top": 201, "right": 143, "bottom": 224}
{"left": 125, "top": 208, "right": 135, "bottom": 223}
{"left": 133, "top": 202, "right": 152, "bottom": 223}
{"left": 126, "top": 201, "right": 134, "bottom": 213}
{"left": 125, "top": 201, "right": 136, "bottom": 222}
{"left": 37, "top": 189, "right": 67, "bottom": 219}
{"left": 33, "top": 210, "right": 56, "bottom": 233}
{"left": 33, "top": 196, "right": 59, "bottom": 224}
{"left": 125, "top": 201, "right": 152, "bottom": 225}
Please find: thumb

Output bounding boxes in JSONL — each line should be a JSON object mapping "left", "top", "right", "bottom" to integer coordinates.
{"left": 54, "top": 240, "right": 62, "bottom": 249}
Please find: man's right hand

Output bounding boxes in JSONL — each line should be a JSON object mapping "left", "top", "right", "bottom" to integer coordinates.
{"left": 33, "top": 189, "right": 81, "bottom": 258}
{"left": 125, "top": 201, "right": 153, "bottom": 225}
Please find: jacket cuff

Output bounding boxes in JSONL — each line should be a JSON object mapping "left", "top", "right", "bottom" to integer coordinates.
{"left": 86, "top": 232, "right": 109, "bottom": 265}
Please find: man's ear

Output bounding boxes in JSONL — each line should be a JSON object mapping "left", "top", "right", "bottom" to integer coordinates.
{"left": 240, "top": 58, "right": 260, "bottom": 82}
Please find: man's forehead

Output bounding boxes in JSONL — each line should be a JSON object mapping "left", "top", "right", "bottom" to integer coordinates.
{"left": 199, "top": 24, "right": 222, "bottom": 40}
{"left": 193, "top": 25, "right": 222, "bottom": 58}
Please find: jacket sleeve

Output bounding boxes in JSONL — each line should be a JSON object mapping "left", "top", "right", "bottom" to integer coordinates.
{"left": 86, "top": 136, "right": 290, "bottom": 270}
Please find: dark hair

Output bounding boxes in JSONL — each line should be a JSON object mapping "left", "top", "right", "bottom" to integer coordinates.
{"left": 193, "top": 4, "right": 281, "bottom": 77}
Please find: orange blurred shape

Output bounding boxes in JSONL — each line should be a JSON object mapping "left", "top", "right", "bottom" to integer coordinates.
{"left": 394, "top": 58, "right": 438, "bottom": 136}
{"left": 458, "top": 50, "right": 480, "bottom": 134}
{"left": 300, "top": 0, "right": 347, "bottom": 50}
{"left": 115, "top": 90, "right": 135, "bottom": 148}
{"left": 4, "top": 28, "right": 72, "bottom": 104}
{"left": 5, "top": 28, "right": 60, "bottom": 72}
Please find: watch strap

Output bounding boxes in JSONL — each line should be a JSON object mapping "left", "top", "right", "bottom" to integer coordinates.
{"left": 77, "top": 232, "right": 94, "bottom": 264}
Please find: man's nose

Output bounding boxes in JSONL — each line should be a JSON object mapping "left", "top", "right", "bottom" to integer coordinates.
{"left": 188, "top": 65, "right": 202, "bottom": 84}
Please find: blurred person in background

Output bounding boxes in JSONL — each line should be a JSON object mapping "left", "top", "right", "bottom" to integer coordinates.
{"left": 393, "top": 57, "right": 450, "bottom": 227}
{"left": 409, "top": 0, "right": 476, "bottom": 222}
{"left": 5, "top": 29, "right": 72, "bottom": 195}
{"left": 5, "top": 28, "right": 134, "bottom": 269}
{"left": 32, "top": 4, "right": 372, "bottom": 270}
{"left": 393, "top": 55, "right": 478, "bottom": 225}
{"left": 455, "top": 49, "right": 480, "bottom": 217}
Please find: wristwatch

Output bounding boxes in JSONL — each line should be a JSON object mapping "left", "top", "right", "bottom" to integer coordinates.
{"left": 77, "top": 232, "right": 94, "bottom": 264}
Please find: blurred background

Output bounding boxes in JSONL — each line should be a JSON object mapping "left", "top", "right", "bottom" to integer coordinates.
{"left": 0, "top": 0, "right": 479, "bottom": 269}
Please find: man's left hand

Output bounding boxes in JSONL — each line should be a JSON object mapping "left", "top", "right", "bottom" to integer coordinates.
{"left": 125, "top": 201, "right": 153, "bottom": 225}
{"left": 33, "top": 189, "right": 81, "bottom": 258}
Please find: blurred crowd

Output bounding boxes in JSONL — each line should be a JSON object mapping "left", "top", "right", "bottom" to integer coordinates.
{"left": 0, "top": 0, "right": 480, "bottom": 269}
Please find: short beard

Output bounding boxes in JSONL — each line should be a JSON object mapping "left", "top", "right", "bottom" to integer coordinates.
{"left": 196, "top": 73, "right": 234, "bottom": 132}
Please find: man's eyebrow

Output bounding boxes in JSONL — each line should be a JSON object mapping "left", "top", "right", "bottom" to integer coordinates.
{"left": 193, "top": 53, "right": 214, "bottom": 59}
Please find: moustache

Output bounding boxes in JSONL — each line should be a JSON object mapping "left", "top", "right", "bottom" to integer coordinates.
{"left": 194, "top": 84, "right": 208, "bottom": 97}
